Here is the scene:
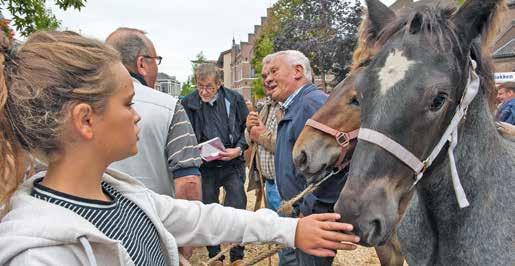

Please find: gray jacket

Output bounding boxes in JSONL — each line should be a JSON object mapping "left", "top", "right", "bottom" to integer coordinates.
{"left": 0, "top": 169, "right": 298, "bottom": 265}
{"left": 110, "top": 79, "right": 201, "bottom": 197}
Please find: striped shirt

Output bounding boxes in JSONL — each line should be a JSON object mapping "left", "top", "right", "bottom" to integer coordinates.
{"left": 166, "top": 103, "right": 203, "bottom": 174}
{"left": 31, "top": 178, "right": 167, "bottom": 266}
{"left": 258, "top": 99, "right": 280, "bottom": 179}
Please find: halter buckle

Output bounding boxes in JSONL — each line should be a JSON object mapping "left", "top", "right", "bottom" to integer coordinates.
{"left": 336, "top": 132, "right": 350, "bottom": 146}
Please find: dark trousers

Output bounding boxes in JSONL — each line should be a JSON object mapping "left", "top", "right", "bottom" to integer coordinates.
{"left": 201, "top": 163, "right": 247, "bottom": 262}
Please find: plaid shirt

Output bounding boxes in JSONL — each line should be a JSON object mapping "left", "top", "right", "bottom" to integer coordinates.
{"left": 257, "top": 99, "right": 280, "bottom": 180}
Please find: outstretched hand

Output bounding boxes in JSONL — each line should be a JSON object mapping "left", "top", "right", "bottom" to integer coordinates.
{"left": 295, "top": 213, "right": 359, "bottom": 257}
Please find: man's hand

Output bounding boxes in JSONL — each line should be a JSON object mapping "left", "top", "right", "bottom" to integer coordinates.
{"left": 175, "top": 175, "right": 201, "bottom": 201}
{"left": 496, "top": 121, "right": 515, "bottom": 139}
{"left": 250, "top": 124, "right": 266, "bottom": 142}
{"left": 246, "top": 111, "right": 261, "bottom": 130}
{"left": 179, "top": 246, "right": 193, "bottom": 259}
{"left": 295, "top": 213, "right": 359, "bottom": 257}
{"left": 218, "top": 147, "right": 242, "bottom": 161}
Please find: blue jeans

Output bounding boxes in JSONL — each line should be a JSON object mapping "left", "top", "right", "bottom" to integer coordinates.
{"left": 265, "top": 179, "right": 281, "bottom": 211}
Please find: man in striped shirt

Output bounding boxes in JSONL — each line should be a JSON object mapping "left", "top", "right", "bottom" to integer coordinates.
{"left": 106, "top": 29, "right": 202, "bottom": 205}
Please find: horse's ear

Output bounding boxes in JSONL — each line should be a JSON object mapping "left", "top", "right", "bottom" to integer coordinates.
{"left": 365, "top": 0, "right": 396, "bottom": 36}
{"left": 452, "top": 0, "right": 502, "bottom": 45}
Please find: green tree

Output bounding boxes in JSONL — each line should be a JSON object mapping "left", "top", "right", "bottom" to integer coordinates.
{"left": 250, "top": 0, "right": 299, "bottom": 100}
{"left": 190, "top": 51, "right": 207, "bottom": 85}
{"left": 273, "top": 0, "right": 363, "bottom": 90}
{"left": 1, "top": 0, "right": 86, "bottom": 37}
{"left": 251, "top": 33, "right": 274, "bottom": 100}
{"left": 180, "top": 76, "right": 195, "bottom": 96}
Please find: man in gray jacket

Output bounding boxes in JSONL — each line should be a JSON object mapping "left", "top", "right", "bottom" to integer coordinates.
{"left": 105, "top": 30, "right": 202, "bottom": 258}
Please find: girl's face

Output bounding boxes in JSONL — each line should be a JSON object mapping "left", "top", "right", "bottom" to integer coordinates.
{"left": 94, "top": 62, "right": 141, "bottom": 163}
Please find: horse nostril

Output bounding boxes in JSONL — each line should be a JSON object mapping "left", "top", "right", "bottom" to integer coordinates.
{"left": 298, "top": 150, "right": 308, "bottom": 167}
{"left": 369, "top": 218, "right": 382, "bottom": 240}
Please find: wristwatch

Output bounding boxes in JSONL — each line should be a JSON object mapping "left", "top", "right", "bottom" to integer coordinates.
{"left": 238, "top": 147, "right": 243, "bottom": 157}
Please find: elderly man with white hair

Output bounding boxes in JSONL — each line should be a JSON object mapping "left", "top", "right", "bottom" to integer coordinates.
{"left": 269, "top": 50, "right": 354, "bottom": 265}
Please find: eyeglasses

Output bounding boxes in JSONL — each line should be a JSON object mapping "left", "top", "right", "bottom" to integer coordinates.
{"left": 197, "top": 84, "right": 217, "bottom": 91}
{"left": 141, "top": 55, "right": 162, "bottom": 65}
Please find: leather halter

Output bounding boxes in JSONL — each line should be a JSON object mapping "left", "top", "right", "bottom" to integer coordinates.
{"left": 305, "top": 119, "right": 359, "bottom": 169}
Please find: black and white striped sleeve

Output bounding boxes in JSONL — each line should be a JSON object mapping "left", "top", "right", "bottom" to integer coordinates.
{"left": 166, "top": 103, "right": 202, "bottom": 178}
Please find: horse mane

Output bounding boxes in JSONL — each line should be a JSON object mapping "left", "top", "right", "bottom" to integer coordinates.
{"left": 350, "top": 19, "right": 376, "bottom": 72}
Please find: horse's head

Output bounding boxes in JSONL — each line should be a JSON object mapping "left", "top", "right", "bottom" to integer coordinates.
{"left": 293, "top": 72, "right": 361, "bottom": 181}
{"left": 334, "top": 0, "right": 503, "bottom": 246}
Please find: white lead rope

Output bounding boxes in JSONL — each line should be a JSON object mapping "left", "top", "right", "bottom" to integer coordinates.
{"left": 358, "top": 58, "right": 479, "bottom": 209}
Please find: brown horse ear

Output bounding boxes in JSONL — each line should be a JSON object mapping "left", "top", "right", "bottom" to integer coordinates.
{"left": 451, "top": 0, "right": 501, "bottom": 45}
{"left": 365, "top": 0, "right": 396, "bottom": 36}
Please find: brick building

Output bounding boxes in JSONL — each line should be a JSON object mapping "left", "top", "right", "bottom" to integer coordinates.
{"left": 217, "top": 10, "right": 271, "bottom": 100}
{"left": 493, "top": 0, "right": 515, "bottom": 73}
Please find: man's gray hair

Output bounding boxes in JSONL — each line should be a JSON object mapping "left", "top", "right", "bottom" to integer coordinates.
{"left": 105, "top": 27, "right": 150, "bottom": 72}
{"left": 270, "top": 50, "right": 313, "bottom": 81}
{"left": 195, "top": 63, "right": 222, "bottom": 83}
{"left": 262, "top": 54, "right": 274, "bottom": 65}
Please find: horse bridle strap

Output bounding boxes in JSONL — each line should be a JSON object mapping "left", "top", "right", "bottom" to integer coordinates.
{"left": 357, "top": 58, "right": 480, "bottom": 209}
{"left": 305, "top": 119, "right": 359, "bottom": 168}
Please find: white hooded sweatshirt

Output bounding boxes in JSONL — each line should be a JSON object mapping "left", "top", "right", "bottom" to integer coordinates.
{"left": 0, "top": 169, "right": 298, "bottom": 265}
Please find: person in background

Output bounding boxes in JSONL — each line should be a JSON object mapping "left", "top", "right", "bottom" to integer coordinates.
{"left": 106, "top": 28, "right": 202, "bottom": 258}
{"left": 270, "top": 50, "right": 349, "bottom": 266}
{"left": 181, "top": 63, "right": 249, "bottom": 265}
{"left": 496, "top": 82, "right": 515, "bottom": 124}
{"left": 246, "top": 54, "right": 282, "bottom": 212}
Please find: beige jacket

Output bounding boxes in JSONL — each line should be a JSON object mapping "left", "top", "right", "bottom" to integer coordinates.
{"left": 245, "top": 100, "right": 281, "bottom": 193}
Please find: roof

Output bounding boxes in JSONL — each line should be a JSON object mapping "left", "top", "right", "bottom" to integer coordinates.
{"left": 493, "top": 39, "right": 515, "bottom": 59}
{"left": 157, "top": 72, "right": 176, "bottom": 80}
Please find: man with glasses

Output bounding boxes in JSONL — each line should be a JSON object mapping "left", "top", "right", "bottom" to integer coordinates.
{"left": 182, "top": 63, "right": 249, "bottom": 266}
{"left": 106, "top": 28, "right": 202, "bottom": 258}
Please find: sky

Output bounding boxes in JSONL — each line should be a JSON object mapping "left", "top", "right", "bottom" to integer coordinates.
{"left": 8, "top": 0, "right": 397, "bottom": 83}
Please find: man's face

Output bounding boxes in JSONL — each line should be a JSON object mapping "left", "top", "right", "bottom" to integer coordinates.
{"left": 139, "top": 40, "right": 159, "bottom": 88}
{"left": 261, "top": 63, "right": 275, "bottom": 97}
{"left": 267, "top": 55, "right": 301, "bottom": 102}
{"left": 197, "top": 76, "right": 220, "bottom": 102}
{"left": 497, "top": 87, "right": 515, "bottom": 103}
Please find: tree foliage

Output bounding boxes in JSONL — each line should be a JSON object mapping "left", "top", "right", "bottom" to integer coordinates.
{"left": 190, "top": 51, "right": 207, "bottom": 85}
{"left": 251, "top": 0, "right": 363, "bottom": 93}
{"left": 180, "top": 76, "right": 195, "bottom": 96}
{"left": 1, "top": 0, "right": 86, "bottom": 37}
{"left": 273, "top": 0, "right": 363, "bottom": 90}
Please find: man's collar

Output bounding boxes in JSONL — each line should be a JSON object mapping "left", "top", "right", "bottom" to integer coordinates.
{"left": 208, "top": 92, "right": 219, "bottom": 106}
{"left": 281, "top": 83, "right": 310, "bottom": 110}
{"left": 129, "top": 72, "right": 148, "bottom": 87}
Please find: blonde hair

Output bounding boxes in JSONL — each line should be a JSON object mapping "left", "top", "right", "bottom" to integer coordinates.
{"left": 0, "top": 31, "right": 120, "bottom": 210}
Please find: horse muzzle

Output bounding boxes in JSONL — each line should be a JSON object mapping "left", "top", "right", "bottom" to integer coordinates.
{"left": 334, "top": 178, "right": 398, "bottom": 247}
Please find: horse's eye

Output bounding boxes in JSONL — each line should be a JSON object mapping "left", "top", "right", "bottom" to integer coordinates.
{"left": 430, "top": 93, "right": 447, "bottom": 111}
{"left": 349, "top": 96, "right": 360, "bottom": 107}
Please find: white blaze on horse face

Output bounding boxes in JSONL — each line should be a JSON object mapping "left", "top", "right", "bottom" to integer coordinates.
{"left": 378, "top": 49, "right": 416, "bottom": 95}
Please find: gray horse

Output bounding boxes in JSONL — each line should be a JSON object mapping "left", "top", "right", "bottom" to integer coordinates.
{"left": 333, "top": 0, "right": 514, "bottom": 265}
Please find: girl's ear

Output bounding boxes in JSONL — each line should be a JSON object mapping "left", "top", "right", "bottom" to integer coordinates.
{"left": 70, "top": 103, "right": 95, "bottom": 141}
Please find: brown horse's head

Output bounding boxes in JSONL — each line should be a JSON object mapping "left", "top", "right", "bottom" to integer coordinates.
{"left": 293, "top": 73, "right": 361, "bottom": 182}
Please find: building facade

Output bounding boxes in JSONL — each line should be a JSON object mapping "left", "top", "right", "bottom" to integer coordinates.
{"left": 155, "top": 72, "right": 181, "bottom": 97}
{"left": 493, "top": 0, "right": 515, "bottom": 73}
{"left": 217, "top": 10, "right": 271, "bottom": 100}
